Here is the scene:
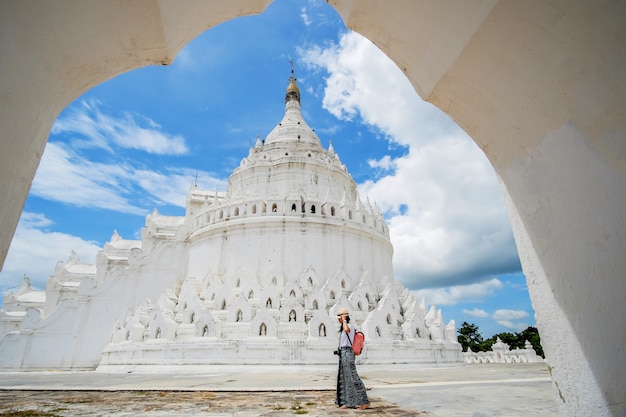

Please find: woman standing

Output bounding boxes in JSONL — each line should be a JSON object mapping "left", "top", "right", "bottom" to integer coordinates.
{"left": 335, "top": 307, "right": 370, "bottom": 410}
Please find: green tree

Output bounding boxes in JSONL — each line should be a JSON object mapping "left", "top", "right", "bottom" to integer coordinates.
{"left": 457, "top": 321, "right": 483, "bottom": 352}
{"left": 479, "top": 333, "right": 514, "bottom": 352}
{"left": 518, "top": 326, "right": 544, "bottom": 358}
{"left": 481, "top": 327, "right": 544, "bottom": 358}
{"left": 457, "top": 323, "right": 544, "bottom": 358}
{"left": 478, "top": 336, "right": 496, "bottom": 352}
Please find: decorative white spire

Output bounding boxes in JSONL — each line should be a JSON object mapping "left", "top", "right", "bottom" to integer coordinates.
{"left": 285, "top": 59, "right": 300, "bottom": 104}
{"left": 264, "top": 64, "right": 322, "bottom": 147}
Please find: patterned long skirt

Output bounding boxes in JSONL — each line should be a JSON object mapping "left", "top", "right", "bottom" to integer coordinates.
{"left": 336, "top": 347, "right": 369, "bottom": 408}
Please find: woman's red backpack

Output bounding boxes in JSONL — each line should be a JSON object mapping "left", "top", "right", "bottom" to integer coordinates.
{"left": 350, "top": 330, "right": 365, "bottom": 355}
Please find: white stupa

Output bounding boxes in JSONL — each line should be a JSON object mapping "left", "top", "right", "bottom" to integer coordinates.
{"left": 0, "top": 71, "right": 461, "bottom": 371}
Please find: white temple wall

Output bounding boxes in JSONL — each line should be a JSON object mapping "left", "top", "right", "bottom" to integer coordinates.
{"left": 42, "top": 255, "right": 96, "bottom": 314}
{"left": 232, "top": 155, "right": 355, "bottom": 191}
{"left": 0, "top": 299, "right": 87, "bottom": 369}
{"left": 99, "top": 337, "right": 460, "bottom": 369}
{"left": 99, "top": 339, "right": 339, "bottom": 369}
{"left": 188, "top": 218, "right": 393, "bottom": 292}
{"left": 130, "top": 246, "right": 189, "bottom": 307}
{"left": 0, "top": 237, "right": 189, "bottom": 370}
{"left": 358, "top": 340, "right": 461, "bottom": 365}
{"left": 70, "top": 240, "right": 189, "bottom": 368}
{"left": 42, "top": 282, "right": 71, "bottom": 315}
{"left": 0, "top": 318, "right": 21, "bottom": 338}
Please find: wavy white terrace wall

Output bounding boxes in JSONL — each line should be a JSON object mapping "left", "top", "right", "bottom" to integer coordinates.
{"left": 463, "top": 338, "right": 543, "bottom": 364}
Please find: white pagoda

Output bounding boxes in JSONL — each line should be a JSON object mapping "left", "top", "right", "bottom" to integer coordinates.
{"left": 0, "top": 72, "right": 461, "bottom": 371}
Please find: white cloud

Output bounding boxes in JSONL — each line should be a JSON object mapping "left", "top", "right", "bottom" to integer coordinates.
{"left": 301, "top": 31, "right": 521, "bottom": 289}
{"left": 300, "top": 7, "right": 312, "bottom": 27}
{"left": 368, "top": 155, "right": 394, "bottom": 171}
{"left": 133, "top": 169, "right": 192, "bottom": 208}
{"left": 492, "top": 309, "right": 530, "bottom": 321}
{"left": 0, "top": 213, "right": 101, "bottom": 291}
{"left": 495, "top": 320, "right": 531, "bottom": 332}
{"left": 492, "top": 309, "right": 531, "bottom": 332}
{"left": 412, "top": 278, "right": 504, "bottom": 306}
{"left": 134, "top": 168, "right": 227, "bottom": 208}
{"left": 32, "top": 142, "right": 146, "bottom": 214}
{"left": 52, "top": 99, "right": 188, "bottom": 155}
{"left": 32, "top": 142, "right": 227, "bottom": 213}
{"left": 463, "top": 308, "right": 490, "bottom": 318}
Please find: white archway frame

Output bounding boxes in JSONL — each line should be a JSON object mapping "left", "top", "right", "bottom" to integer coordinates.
{"left": 0, "top": 2, "right": 624, "bottom": 416}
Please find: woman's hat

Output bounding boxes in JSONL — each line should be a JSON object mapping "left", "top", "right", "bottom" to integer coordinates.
{"left": 337, "top": 307, "right": 349, "bottom": 316}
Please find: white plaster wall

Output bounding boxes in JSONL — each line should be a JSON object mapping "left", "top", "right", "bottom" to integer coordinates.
{"left": 0, "top": 1, "right": 623, "bottom": 415}
{"left": 0, "top": 236, "right": 188, "bottom": 370}
{"left": 98, "top": 337, "right": 460, "bottom": 370}
{"left": 328, "top": 2, "right": 626, "bottom": 415}
{"left": 500, "top": 130, "right": 625, "bottom": 415}
{"left": 230, "top": 156, "right": 357, "bottom": 206}
{"left": 188, "top": 218, "right": 393, "bottom": 290}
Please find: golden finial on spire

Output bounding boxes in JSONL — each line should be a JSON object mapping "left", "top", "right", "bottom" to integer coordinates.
{"left": 285, "top": 59, "right": 301, "bottom": 104}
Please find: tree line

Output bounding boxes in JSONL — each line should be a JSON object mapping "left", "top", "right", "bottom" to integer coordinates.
{"left": 457, "top": 321, "right": 544, "bottom": 358}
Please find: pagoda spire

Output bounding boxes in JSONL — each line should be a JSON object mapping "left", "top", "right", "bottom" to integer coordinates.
{"left": 264, "top": 60, "right": 321, "bottom": 146}
{"left": 285, "top": 59, "right": 301, "bottom": 104}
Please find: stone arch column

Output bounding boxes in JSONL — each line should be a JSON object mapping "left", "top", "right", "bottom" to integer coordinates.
{"left": 0, "top": 1, "right": 624, "bottom": 415}
{"left": 328, "top": 2, "right": 625, "bottom": 416}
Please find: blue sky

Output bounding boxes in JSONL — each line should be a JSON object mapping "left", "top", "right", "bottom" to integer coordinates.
{"left": 0, "top": 0, "right": 533, "bottom": 338}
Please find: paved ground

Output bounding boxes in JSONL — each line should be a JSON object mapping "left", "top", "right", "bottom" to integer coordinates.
{"left": 0, "top": 390, "right": 426, "bottom": 417}
{"left": 0, "top": 363, "right": 559, "bottom": 416}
